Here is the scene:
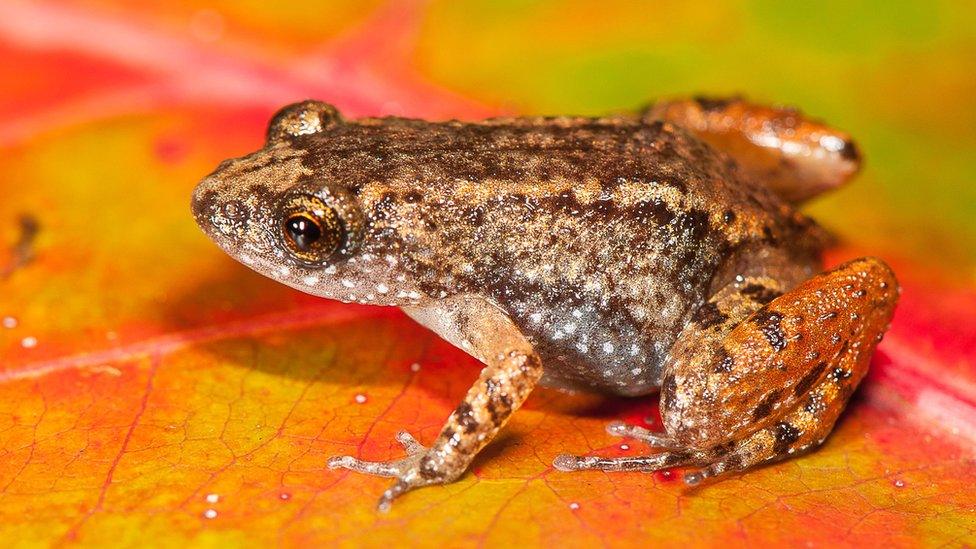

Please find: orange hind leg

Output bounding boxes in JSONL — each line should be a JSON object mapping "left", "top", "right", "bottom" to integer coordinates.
{"left": 645, "top": 97, "right": 862, "bottom": 204}
{"left": 554, "top": 257, "right": 898, "bottom": 483}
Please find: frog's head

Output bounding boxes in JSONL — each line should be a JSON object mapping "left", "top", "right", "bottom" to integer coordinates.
{"left": 192, "top": 101, "right": 416, "bottom": 305}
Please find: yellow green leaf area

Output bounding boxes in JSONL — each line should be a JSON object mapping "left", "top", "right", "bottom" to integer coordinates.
{"left": 0, "top": 110, "right": 973, "bottom": 547}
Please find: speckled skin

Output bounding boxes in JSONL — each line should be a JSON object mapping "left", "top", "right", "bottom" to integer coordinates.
{"left": 192, "top": 98, "right": 898, "bottom": 510}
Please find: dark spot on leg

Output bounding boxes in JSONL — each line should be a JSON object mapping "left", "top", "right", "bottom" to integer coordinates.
{"left": 713, "top": 348, "right": 734, "bottom": 373}
{"left": 818, "top": 311, "right": 838, "bottom": 322}
{"left": 722, "top": 453, "right": 743, "bottom": 471}
{"left": 742, "top": 283, "right": 783, "bottom": 305}
{"left": 827, "top": 367, "right": 852, "bottom": 383}
{"left": 486, "top": 401, "right": 500, "bottom": 425}
{"left": 692, "top": 302, "right": 728, "bottom": 329}
{"left": 488, "top": 393, "right": 514, "bottom": 425}
{"left": 710, "top": 441, "right": 736, "bottom": 457}
{"left": 664, "top": 451, "right": 692, "bottom": 466}
{"left": 521, "top": 354, "right": 542, "bottom": 375}
{"left": 403, "top": 191, "right": 422, "bottom": 203}
{"left": 418, "top": 456, "right": 441, "bottom": 480}
{"left": 752, "top": 309, "right": 787, "bottom": 351}
{"left": 794, "top": 361, "right": 829, "bottom": 397}
{"left": 752, "top": 389, "right": 782, "bottom": 421}
{"left": 837, "top": 341, "right": 849, "bottom": 357}
{"left": 693, "top": 96, "right": 733, "bottom": 112}
{"left": 455, "top": 402, "right": 479, "bottom": 434}
{"left": 840, "top": 140, "right": 860, "bottom": 162}
{"left": 722, "top": 210, "right": 736, "bottom": 224}
{"left": 772, "top": 422, "right": 801, "bottom": 454}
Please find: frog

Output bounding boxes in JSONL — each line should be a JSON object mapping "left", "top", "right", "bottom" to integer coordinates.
{"left": 191, "top": 96, "right": 899, "bottom": 511}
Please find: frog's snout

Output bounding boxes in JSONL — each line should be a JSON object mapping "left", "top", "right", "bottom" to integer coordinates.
{"left": 190, "top": 177, "right": 220, "bottom": 235}
{"left": 191, "top": 176, "right": 250, "bottom": 243}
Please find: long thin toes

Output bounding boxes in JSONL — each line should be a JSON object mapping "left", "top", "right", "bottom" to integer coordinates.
{"left": 377, "top": 479, "right": 412, "bottom": 512}
{"left": 553, "top": 454, "right": 597, "bottom": 471}
{"left": 327, "top": 455, "right": 355, "bottom": 470}
{"left": 605, "top": 421, "right": 679, "bottom": 449}
{"left": 554, "top": 452, "right": 691, "bottom": 473}
{"left": 394, "top": 431, "right": 426, "bottom": 454}
{"left": 327, "top": 455, "right": 401, "bottom": 477}
{"left": 605, "top": 421, "right": 655, "bottom": 439}
{"left": 683, "top": 460, "right": 733, "bottom": 486}
{"left": 684, "top": 469, "right": 707, "bottom": 486}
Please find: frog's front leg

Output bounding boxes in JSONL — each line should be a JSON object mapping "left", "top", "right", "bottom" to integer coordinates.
{"left": 329, "top": 295, "right": 542, "bottom": 511}
{"left": 556, "top": 257, "right": 898, "bottom": 483}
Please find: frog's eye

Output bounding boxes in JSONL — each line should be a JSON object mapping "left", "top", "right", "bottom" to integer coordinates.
{"left": 267, "top": 100, "right": 342, "bottom": 143}
{"left": 284, "top": 214, "right": 323, "bottom": 252}
{"left": 280, "top": 197, "right": 345, "bottom": 263}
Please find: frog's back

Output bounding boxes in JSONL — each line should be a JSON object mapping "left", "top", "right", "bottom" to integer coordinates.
{"left": 301, "top": 115, "right": 799, "bottom": 224}
{"left": 298, "top": 116, "right": 825, "bottom": 395}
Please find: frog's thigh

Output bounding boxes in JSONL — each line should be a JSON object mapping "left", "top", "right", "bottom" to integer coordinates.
{"left": 645, "top": 97, "right": 861, "bottom": 203}
{"left": 663, "top": 257, "right": 898, "bottom": 482}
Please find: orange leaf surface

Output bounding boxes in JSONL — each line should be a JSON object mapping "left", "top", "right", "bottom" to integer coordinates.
{"left": 1, "top": 1, "right": 975, "bottom": 546}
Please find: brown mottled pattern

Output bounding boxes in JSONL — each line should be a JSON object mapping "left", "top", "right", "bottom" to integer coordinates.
{"left": 282, "top": 115, "right": 822, "bottom": 394}
{"left": 193, "top": 101, "right": 898, "bottom": 496}
{"left": 665, "top": 257, "right": 899, "bottom": 448}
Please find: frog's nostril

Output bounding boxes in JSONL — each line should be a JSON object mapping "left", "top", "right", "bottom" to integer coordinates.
{"left": 222, "top": 200, "right": 247, "bottom": 221}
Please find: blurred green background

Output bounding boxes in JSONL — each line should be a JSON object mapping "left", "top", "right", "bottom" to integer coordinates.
{"left": 54, "top": 0, "right": 976, "bottom": 273}
{"left": 409, "top": 0, "right": 976, "bottom": 274}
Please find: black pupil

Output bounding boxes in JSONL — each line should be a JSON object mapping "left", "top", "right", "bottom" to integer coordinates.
{"left": 285, "top": 215, "right": 322, "bottom": 251}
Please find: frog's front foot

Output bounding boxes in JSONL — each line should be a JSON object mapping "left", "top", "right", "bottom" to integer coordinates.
{"left": 328, "top": 431, "right": 447, "bottom": 511}
{"left": 328, "top": 431, "right": 427, "bottom": 477}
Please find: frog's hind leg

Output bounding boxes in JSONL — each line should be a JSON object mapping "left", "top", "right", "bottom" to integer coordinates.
{"left": 554, "top": 257, "right": 898, "bottom": 484}
{"left": 645, "top": 97, "right": 861, "bottom": 203}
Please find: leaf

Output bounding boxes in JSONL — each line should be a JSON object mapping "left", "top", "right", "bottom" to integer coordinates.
{"left": 1, "top": 1, "right": 975, "bottom": 546}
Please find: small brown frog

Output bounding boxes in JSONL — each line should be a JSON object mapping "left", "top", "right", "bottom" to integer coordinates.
{"left": 192, "top": 97, "right": 898, "bottom": 510}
